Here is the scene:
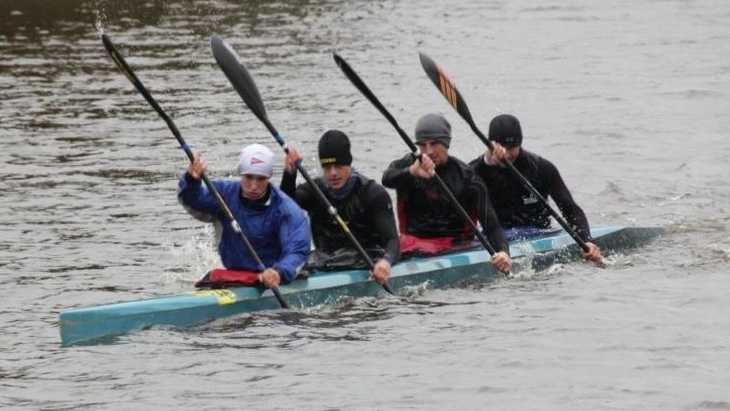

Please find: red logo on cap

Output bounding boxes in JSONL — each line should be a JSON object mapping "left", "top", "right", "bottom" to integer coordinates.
{"left": 250, "top": 157, "right": 264, "bottom": 165}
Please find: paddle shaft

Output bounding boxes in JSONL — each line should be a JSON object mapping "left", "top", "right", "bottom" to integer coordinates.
{"left": 101, "top": 34, "right": 288, "bottom": 308}
{"left": 418, "top": 52, "right": 591, "bottom": 253}
{"left": 211, "top": 36, "right": 395, "bottom": 295}
{"left": 333, "top": 53, "right": 499, "bottom": 257}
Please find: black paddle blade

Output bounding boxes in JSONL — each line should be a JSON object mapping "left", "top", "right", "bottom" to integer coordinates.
{"left": 210, "top": 36, "right": 276, "bottom": 135}
{"left": 101, "top": 34, "right": 191, "bottom": 159}
{"left": 333, "top": 53, "right": 382, "bottom": 113}
{"left": 418, "top": 52, "right": 476, "bottom": 127}
{"left": 333, "top": 53, "right": 394, "bottom": 124}
{"left": 101, "top": 34, "right": 156, "bottom": 106}
{"left": 333, "top": 53, "right": 419, "bottom": 153}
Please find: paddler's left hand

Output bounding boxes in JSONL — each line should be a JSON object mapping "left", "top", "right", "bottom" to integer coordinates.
{"left": 582, "top": 242, "right": 604, "bottom": 266}
{"left": 490, "top": 251, "right": 512, "bottom": 273}
{"left": 284, "top": 146, "right": 302, "bottom": 173}
{"left": 258, "top": 268, "right": 281, "bottom": 288}
{"left": 371, "top": 259, "right": 391, "bottom": 285}
{"left": 187, "top": 152, "right": 208, "bottom": 180}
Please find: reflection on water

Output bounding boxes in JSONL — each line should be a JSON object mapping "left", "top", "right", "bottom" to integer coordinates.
{"left": 182, "top": 292, "right": 488, "bottom": 352}
{"left": 2, "top": 0, "right": 170, "bottom": 41}
{"left": 1, "top": 0, "right": 350, "bottom": 43}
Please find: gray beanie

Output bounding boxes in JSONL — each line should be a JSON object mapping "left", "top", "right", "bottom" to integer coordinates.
{"left": 414, "top": 113, "right": 452, "bottom": 148}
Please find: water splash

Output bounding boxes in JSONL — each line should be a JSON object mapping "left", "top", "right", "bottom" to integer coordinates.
{"left": 93, "top": 1, "right": 108, "bottom": 37}
{"left": 508, "top": 261, "right": 556, "bottom": 281}
{"left": 160, "top": 225, "right": 221, "bottom": 286}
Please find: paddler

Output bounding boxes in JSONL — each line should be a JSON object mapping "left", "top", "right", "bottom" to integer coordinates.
{"left": 179, "top": 143, "right": 311, "bottom": 288}
{"left": 381, "top": 113, "right": 512, "bottom": 273}
{"left": 469, "top": 114, "right": 603, "bottom": 264}
{"left": 281, "top": 130, "right": 399, "bottom": 285}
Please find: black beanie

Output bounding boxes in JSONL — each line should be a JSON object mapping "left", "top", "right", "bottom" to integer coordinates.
{"left": 318, "top": 129, "right": 352, "bottom": 166}
{"left": 488, "top": 114, "right": 523, "bottom": 147}
{"left": 414, "top": 113, "right": 452, "bottom": 148}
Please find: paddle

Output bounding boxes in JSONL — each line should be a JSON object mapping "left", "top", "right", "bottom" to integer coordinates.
{"left": 418, "top": 52, "right": 598, "bottom": 261}
{"left": 210, "top": 35, "right": 396, "bottom": 295}
{"left": 332, "top": 53, "right": 509, "bottom": 272}
{"left": 100, "top": 34, "right": 289, "bottom": 308}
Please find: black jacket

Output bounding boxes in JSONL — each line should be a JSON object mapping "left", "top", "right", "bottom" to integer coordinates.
{"left": 469, "top": 149, "right": 592, "bottom": 241}
{"left": 382, "top": 154, "right": 509, "bottom": 254}
{"left": 281, "top": 170, "right": 400, "bottom": 264}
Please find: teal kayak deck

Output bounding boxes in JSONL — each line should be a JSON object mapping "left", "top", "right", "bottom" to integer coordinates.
{"left": 59, "top": 226, "right": 663, "bottom": 346}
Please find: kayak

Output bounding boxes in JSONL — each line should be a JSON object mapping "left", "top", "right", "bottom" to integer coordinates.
{"left": 59, "top": 225, "right": 662, "bottom": 346}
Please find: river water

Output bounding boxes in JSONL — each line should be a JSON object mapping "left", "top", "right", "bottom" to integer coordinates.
{"left": 1, "top": 0, "right": 729, "bottom": 409}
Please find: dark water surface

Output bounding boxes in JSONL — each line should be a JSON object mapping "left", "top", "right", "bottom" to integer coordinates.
{"left": 2, "top": 0, "right": 729, "bottom": 409}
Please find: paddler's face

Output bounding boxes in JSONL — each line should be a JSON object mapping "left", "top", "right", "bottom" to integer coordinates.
{"left": 322, "top": 164, "right": 352, "bottom": 190}
{"left": 416, "top": 139, "right": 449, "bottom": 166}
{"left": 240, "top": 174, "right": 270, "bottom": 200}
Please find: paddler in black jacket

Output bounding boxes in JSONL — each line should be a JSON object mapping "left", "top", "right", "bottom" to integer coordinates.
{"left": 382, "top": 113, "right": 512, "bottom": 273}
{"left": 281, "top": 130, "right": 399, "bottom": 285}
{"left": 469, "top": 114, "right": 603, "bottom": 264}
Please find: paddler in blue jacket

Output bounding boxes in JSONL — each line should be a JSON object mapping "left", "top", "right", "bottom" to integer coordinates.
{"left": 469, "top": 114, "right": 603, "bottom": 264}
{"left": 178, "top": 143, "right": 311, "bottom": 288}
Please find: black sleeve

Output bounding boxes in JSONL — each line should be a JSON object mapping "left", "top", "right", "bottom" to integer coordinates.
{"left": 465, "top": 172, "right": 510, "bottom": 255}
{"left": 279, "top": 169, "right": 318, "bottom": 212}
{"left": 545, "top": 160, "right": 592, "bottom": 242}
{"left": 381, "top": 154, "right": 416, "bottom": 189}
{"left": 468, "top": 155, "right": 487, "bottom": 176}
{"left": 368, "top": 185, "right": 400, "bottom": 264}
{"left": 468, "top": 155, "right": 499, "bottom": 182}
{"left": 483, "top": 194, "right": 510, "bottom": 255}
{"left": 280, "top": 169, "right": 297, "bottom": 197}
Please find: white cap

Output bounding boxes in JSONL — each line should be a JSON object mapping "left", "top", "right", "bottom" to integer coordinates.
{"left": 238, "top": 143, "right": 274, "bottom": 177}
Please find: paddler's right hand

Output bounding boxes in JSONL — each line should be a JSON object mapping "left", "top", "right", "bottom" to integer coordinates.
{"left": 408, "top": 155, "right": 435, "bottom": 179}
{"left": 187, "top": 152, "right": 208, "bottom": 180}
{"left": 371, "top": 259, "right": 391, "bottom": 285}
{"left": 258, "top": 268, "right": 281, "bottom": 288}
{"left": 582, "top": 242, "right": 605, "bottom": 267}
{"left": 284, "top": 147, "right": 302, "bottom": 173}
{"left": 483, "top": 142, "right": 508, "bottom": 166}
{"left": 490, "top": 251, "right": 512, "bottom": 274}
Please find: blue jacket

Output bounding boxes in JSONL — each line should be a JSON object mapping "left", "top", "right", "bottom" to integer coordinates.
{"left": 178, "top": 174, "right": 311, "bottom": 283}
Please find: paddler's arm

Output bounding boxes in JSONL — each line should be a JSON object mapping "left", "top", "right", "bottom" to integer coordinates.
{"left": 467, "top": 172, "right": 512, "bottom": 273}
{"left": 483, "top": 199, "right": 511, "bottom": 273}
{"left": 483, "top": 199, "right": 510, "bottom": 253}
{"left": 382, "top": 154, "right": 419, "bottom": 189}
{"left": 545, "top": 160, "right": 603, "bottom": 263}
{"left": 272, "top": 199, "right": 312, "bottom": 283}
{"left": 177, "top": 152, "right": 223, "bottom": 215}
{"left": 369, "top": 184, "right": 400, "bottom": 284}
{"left": 280, "top": 168, "right": 298, "bottom": 198}
{"left": 280, "top": 147, "right": 318, "bottom": 211}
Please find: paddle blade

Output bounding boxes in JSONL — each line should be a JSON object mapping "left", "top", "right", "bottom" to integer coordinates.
{"left": 418, "top": 52, "right": 476, "bottom": 127}
{"left": 211, "top": 36, "right": 275, "bottom": 134}
{"left": 333, "top": 53, "right": 419, "bottom": 153}
{"left": 333, "top": 53, "right": 392, "bottom": 122}
{"left": 101, "top": 34, "right": 147, "bottom": 96}
{"left": 101, "top": 34, "right": 192, "bottom": 158}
